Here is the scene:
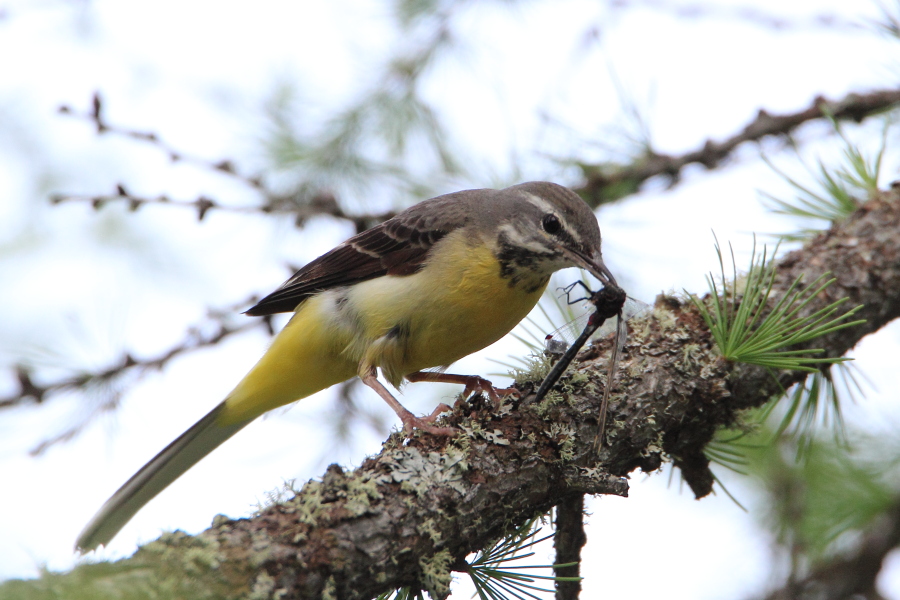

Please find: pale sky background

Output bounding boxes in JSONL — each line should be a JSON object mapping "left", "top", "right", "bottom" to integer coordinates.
{"left": 2, "top": 0, "right": 900, "bottom": 598}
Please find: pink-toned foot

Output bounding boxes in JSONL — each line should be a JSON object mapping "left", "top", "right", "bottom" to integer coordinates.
{"left": 461, "top": 376, "right": 521, "bottom": 409}
{"left": 400, "top": 403, "right": 455, "bottom": 436}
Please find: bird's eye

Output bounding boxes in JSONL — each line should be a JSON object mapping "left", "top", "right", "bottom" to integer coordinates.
{"left": 542, "top": 214, "right": 561, "bottom": 235}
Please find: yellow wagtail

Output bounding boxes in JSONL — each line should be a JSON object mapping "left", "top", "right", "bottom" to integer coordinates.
{"left": 76, "top": 181, "right": 618, "bottom": 551}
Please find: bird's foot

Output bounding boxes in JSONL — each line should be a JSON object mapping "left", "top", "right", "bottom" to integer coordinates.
{"left": 460, "top": 376, "right": 520, "bottom": 410}
{"left": 405, "top": 371, "right": 520, "bottom": 411}
{"left": 400, "top": 403, "right": 455, "bottom": 436}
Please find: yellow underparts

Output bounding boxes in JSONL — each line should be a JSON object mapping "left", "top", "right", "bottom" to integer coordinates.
{"left": 219, "top": 229, "right": 548, "bottom": 425}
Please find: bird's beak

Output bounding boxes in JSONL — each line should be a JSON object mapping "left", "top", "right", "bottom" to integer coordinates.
{"left": 564, "top": 248, "right": 619, "bottom": 289}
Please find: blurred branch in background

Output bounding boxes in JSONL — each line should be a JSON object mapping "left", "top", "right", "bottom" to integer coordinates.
{"left": 0, "top": 296, "right": 269, "bottom": 454}
{"left": 607, "top": 0, "right": 866, "bottom": 31}
{"left": 749, "top": 430, "right": 900, "bottom": 600}
{"left": 54, "top": 87, "right": 900, "bottom": 227}
{"left": 58, "top": 93, "right": 268, "bottom": 192}
{"left": 574, "top": 87, "right": 900, "bottom": 205}
{"left": 53, "top": 93, "right": 399, "bottom": 231}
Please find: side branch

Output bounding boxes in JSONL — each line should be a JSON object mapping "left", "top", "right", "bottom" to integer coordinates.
{"left": 54, "top": 93, "right": 397, "bottom": 231}
{"left": 1, "top": 298, "right": 268, "bottom": 452}
{"left": 576, "top": 87, "right": 900, "bottom": 205}
{"left": 761, "top": 500, "right": 900, "bottom": 600}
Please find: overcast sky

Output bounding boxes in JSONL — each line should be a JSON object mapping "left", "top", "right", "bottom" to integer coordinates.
{"left": 1, "top": 0, "right": 899, "bottom": 598}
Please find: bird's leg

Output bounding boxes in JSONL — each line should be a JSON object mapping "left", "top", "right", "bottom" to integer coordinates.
{"left": 359, "top": 367, "right": 455, "bottom": 436}
{"left": 406, "top": 371, "right": 520, "bottom": 410}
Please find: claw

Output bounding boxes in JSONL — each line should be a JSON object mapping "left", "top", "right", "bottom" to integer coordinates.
{"left": 406, "top": 371, "right": 519, "bottom": 411}
{"left": 461, "top": 376, "right": 520, "bottom": 409}
{"left": 400, "top": 403, "right": 454, "bottom": 436}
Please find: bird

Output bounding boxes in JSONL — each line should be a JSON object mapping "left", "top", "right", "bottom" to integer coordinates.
{"left": 75, "top": 181, "right": 619, "bottom": 551}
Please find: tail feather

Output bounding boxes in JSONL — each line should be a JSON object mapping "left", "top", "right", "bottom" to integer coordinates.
{"left": 76, "top": 402, "right": 249, "bottom": 551}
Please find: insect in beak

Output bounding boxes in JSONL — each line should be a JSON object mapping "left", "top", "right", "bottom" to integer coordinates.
{"left": 532, "top": 270, "right": 628, "bottom": 451}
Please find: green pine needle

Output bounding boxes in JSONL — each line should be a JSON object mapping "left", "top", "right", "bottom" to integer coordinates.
{"left": 752, "top": 431, "right": 900, "bottom": 561}
{"left": 465, "top": 517, "right": 580, "bottom": 600}
{"left": 375, "top": 588, "right": 426, "bottom": 600}
{"left": 377, "top": 517, "right": 581, "bottom": 600}
{"left": 762, "top": 114, "right": 889, "bottom": 241}
{"left": 688, "top": 236, "right": 864, "bottom": 373}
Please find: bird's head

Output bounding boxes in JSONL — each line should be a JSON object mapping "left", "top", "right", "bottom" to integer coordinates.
{"left": 487, "top": 181, "right": 617, "bottom": 290}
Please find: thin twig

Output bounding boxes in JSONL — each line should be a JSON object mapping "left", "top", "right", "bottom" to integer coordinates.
{"left": 55, "top": 93, "right": 398, "bottom": 232}
{"left": 49, "top": 184, "right": 395, "bottom": 231}
{"left": 0, "top": 296, "right": 268, "bottom": 414}
{"left": 58, "top": 92, "right": 266, "bottom": 191}
{"left": 762, "top": 500, "right": 900, "bottom": 600}
{"left": 608, "top": 0, "right": 863, "bottom": 32}
{"left": 576, "top": 88, "right": 900, "bottom": 206}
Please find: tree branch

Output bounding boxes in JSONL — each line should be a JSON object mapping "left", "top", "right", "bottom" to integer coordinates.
{"left": 760, "top": 499, "right": 900, "bottom": 600}
{"left": 54, "top": 93, "right": 398, "bottom": 232}
{"left": 49, "top": 184, "right": 397, "bottom": 231}
{"left": 56, "top": 88, "right": 900, "bottom": 229}
{"left": 59, "top": 93, "right": 267, "bottom": 191}
{"left": 554, "top": 494, "right": 586, "bottom": 600}
{"left": 0, "top": 297, "right": 270, "bottom": 454}
{"left": 575, "top": 87, "right": 900, "bottom": 206}
{"left": 39, "top": 189, "right": 900, "bottom": 599}
{"left": 608, "top": 0, "right": 863, "bottom": 32}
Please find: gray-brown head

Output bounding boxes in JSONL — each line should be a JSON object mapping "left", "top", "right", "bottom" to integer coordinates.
{"left": 476, "top": 181, "right": 617, "bottom": 290}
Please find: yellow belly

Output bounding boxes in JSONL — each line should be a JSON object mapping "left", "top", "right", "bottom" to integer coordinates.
{"left": 220, "top": 292, "right": 359, "bottom": 424}
{"left": 345, "top": 230, "right": 547, "bottom": 384}
{"left": 220, "top": 230, "right": 546, "bottom": 424}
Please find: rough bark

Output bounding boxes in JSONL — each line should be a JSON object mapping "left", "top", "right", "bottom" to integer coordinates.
{"left": 554, "top": 494, "right": 586, "bottom": 600}
{"left": 38, "top": 188, "right": 900, "bottom": 600}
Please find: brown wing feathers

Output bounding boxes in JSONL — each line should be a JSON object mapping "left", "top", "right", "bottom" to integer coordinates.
{"left": 244, "top": 216, "right": 449, "bottom": 316}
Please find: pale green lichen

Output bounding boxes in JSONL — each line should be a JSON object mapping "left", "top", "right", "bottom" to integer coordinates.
{"left": 510, "top": 351, "right": 555, "bottom": 385}
{"left": 419, "top": 550, "right": 453, "bottom": 598}
{"left": 626, "top": 358, "right": 646, "bottom": 379}
{"left": 568, "top": 370, "right": 589, "bottom": 387}
{"left": 652, "top": 303, "right": 679, "bottom": 332}
{"left": 247, "top": 572, "right": 284, "bottom": 600}
{"left": 253, "top": 479, "right": 302, "bottom": 514}
{"left": 287, "top": 480, "right": 327, "bottom": 524}
{"left": 381, "top": 446, "right": 469, "bottom": 497}
{"left": 678, "top": 343, "right": 703, "bottom": 374}
{"left": 321, "top": 576, "right": 338, "bottom": 600}
{"left": 451, "top": 426, "right": 473, "bottom": 454}
{"left": 548, "top": 422, "right": 577, "bottom": 461}
{"left": 143, "top": 530, "right": 222, "bottom": 575}
{"left": 248, "top": 526, "right": 275, "bottom": 568}
{"left": 459, "top": 424, "right": 511, "bottom": 446}
{"left": 282, "top": 468, "right": 389, "bottom": 524}
{"left": 418, "top": 517, "right": 443, "bottom": 545}
{"left": 342, "top": 473, "right": 385, "bottom": 516}
{"left": 211, "top": 514, "right": 231, "bottom": 528}
{"left": 534, "top": 387, "right": 566, "bottom": 418}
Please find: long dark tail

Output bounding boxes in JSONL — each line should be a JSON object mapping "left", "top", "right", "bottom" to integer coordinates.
{"left": 76, "top": 402, "right": 249, "bottom": 551}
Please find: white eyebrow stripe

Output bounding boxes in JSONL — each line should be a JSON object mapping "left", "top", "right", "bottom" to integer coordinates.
{"left": 520, "top": 193, "right": 583, "bottom": 244}
{"left": 521, "top": 192, "right": 557, "bottom": 215}
{"left": 497, "top": 223, "right": 555, "bottom": 254}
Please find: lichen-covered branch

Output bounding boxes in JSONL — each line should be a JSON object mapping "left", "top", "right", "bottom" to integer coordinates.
{"left": 31, "top": 189, "right": 897, "bottom": 600}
